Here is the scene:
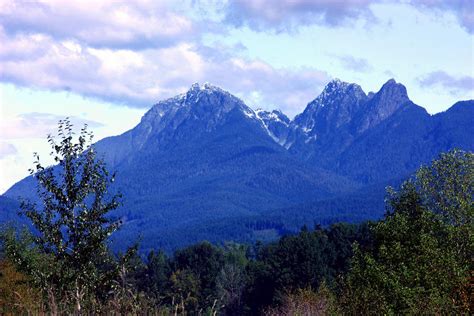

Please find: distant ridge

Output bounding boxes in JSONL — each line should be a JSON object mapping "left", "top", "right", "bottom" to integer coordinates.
{"left": 2, "top": 79, "right": 473, "bottom": 251}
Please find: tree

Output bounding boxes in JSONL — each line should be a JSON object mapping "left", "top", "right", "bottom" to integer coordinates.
{"left": 216, "top": 243, "right": 249, "bottom": 315}
{"left": 343, "top": 150, "right": 473, "bottom": 314}
{"left": 416, "top": 149, "right": 473, "bottom": 226}
{"left": 169, "top": 269, "right": 200, "bottom": 313}
{"left": 5, "top": 119, "right": 123, "bottom": 313}
{"left": 138, "top": 250, "right": 171, "bottom": 302}
{"left": 172, "top": 241, "right": 225, "bottom": 310}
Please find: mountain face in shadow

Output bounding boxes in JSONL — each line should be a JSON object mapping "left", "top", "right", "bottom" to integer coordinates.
{"left": 2, "top": 80, "right": 473, "bottom": 251}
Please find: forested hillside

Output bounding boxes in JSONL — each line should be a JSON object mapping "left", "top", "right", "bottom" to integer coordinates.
{"left": 2, "top": 81, "right": 473, "bottom": 251}
{"left": 1, "top": 128, "right": 472, "bottom": 314}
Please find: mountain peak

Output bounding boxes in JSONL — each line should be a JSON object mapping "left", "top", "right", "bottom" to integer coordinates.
{"left": 256, "top": 108, "right": 290, "bottom": 125}
{"left": 316, "top": 79, "right": 366, "bottom": 104}
{"left": 301, "top": 79, "right": 366, "bottom": 113}
{"left": 377, "top": 78, "right": 409, "bottom": 102}
{"left": 324, "top": 78, "right": 351, "bottom": 93}
{"left": 291, "top": 79, "right": 367, "bottom": 138}
{"left": 184, "top": 82, "right": 246, "bottom": 108}
{"left": 369, "top": 78, "right": 411, "bottom": 111}
{"left": 139, "top": 83, "right": 248, "bottom": 133}
{"left": 354, "top": 79, "right": 412, "bottom": 133}
{"left": 188, "top": 82, "right": 221, "bottom": 93}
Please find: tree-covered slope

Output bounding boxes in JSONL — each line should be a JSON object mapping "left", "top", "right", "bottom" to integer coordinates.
{"left": 2, "top": 81, "right": 473, "bottom": 251}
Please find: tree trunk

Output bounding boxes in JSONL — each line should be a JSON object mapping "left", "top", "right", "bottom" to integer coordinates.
{"left": 75, "top": 280, "right": 82, "bottom": 314}
{"left": 47, "top": 287, "right": 58, "bottom": 316}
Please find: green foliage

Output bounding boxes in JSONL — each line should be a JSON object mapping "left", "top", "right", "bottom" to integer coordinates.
{"left": 416, "top": 149, "right": 473, "bottom": 225}
{"left": 140, "top": 250, "right": 171, "bottom": 300}
{"left": 343, "top": 149, "right": 473, "bottom": 314}
{"left": 243, "top": 223, "right": 370, "bottom": 314}
{"left": 217, "top": 243, "right": 249, "bottom": 315}
{"left": 170, "top": 268, "right": 200, "bottom": 312}
{"left": 2, "top": 128, "right": 472, "bottom": 315}
{"left": 172, "top": 241, "right": 225, "bottom": 310}
{"left": 3, "top": 119, "right": 126, "bottom": 313}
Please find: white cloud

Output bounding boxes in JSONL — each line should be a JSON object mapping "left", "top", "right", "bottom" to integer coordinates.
{"left": 223, "top": 0, "right": 377, "bottom": 32}
{"left": 410, "top": 0, "right": 473, "bottom": 34}
{"left": 0, "top": 27, "right": 329, "bottom": 115}
{"left": 334, "top": 55, "right": 373, "bottom": 73}
{"left": 221, "top": 0, "right": 474, "bottom": 34}
{"left": 0, "top": 0, "right": 196, "bottom": 49}
{"left": 418, "top": 71, "right": 474, "bottom": 95}
{"left": 0, "top": 112, "right": 103, "bottom": 140}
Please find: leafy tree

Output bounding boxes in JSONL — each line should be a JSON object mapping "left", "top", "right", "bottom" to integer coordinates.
{"left": 4, "top": 119, "right": 124, "bottom": 313}
{"left": 416, "top": 149, "right": 473, "bottom": 225}
{"left": 140, "top": 250, "right": 171, "bottom": 301}
{"left": 105, "top": 246, "right": 150, "bottom": 314}
{"left": 216, "top": 243, "right": 249, "bottom": 315}
{"left": 343, "top": 150, "right": 473, "bottom": 314}
{"left": 243, "top": 223, "right": 369, "bottom": 314}
{"left": 172, "top": 241, "right": 225, "bottom": 308}
{"left": 169, "top": 269, "right": 200, "bottom": 313}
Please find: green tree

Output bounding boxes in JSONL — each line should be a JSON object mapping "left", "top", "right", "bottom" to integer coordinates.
{"left": 216, "top": 243, "right": 249, "bottom": 315}
{"left": 140, "top": 250, "right": 171, "bottom": 302}
{"left": 172, "top": 241, "right": 225, "bottom": 309}
{"left": 416, "top": 149, "right": 473, "bottom": 226}
{"left": 169, "top": 269, "right": 200, "bottom": 313}
{"left": 4, "top": 119, "right": 123, "bottom": 313}
{"left": 343, "top": 150, "right": 473, "bottom": 314}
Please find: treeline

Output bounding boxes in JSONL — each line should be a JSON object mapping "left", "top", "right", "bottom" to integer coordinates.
{"left": 1, "top": 222, "right": 370, "bottom": 314}
{"left": 0, "top": 121, "right": 472, "bottom": 314}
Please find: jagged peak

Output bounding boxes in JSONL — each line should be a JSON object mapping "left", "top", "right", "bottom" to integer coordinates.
{"left": 372, "top": 78, "right": 410, "bottom": 104}
{"left": 188, "top": 82, "right": 224, "bottom": 94}
{"left": 325, "top": 78, "right": 366, "bottom": 91}
{"left": 378, "top": 79, "right": 408, "bottom": 96}
{"left": 307, "top": 79, "right": 366, "bottom": 110}
{"left": 255, "top": 108, "right": 285, "bottom": 115}
{"left": 184, "top": 82, "right": 250, "bottom": 108}
{"left": 326, "top": 78, "right": 349, "bottom": 88}
{"left": 141, "top": 83, "right": 241, "bottom": 125}
{"left": 255, "top": 108, "right": 290, "bottom": 125}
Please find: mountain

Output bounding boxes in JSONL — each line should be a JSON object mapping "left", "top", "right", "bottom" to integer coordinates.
{"left": 285, "top": 79, "right": 369, "bottom": 162}
{"left": 255, "top": 109, "right": 290, "bottom": 146}
{"left": 2, "top": 80, "right": 473, "bottom": 252}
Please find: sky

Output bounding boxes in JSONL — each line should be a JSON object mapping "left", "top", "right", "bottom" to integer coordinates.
{"left": 0, "top": 0, "right": 473, "bottom": 193}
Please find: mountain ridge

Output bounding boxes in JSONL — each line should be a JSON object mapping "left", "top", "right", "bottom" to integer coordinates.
{"left": 2, "top": 79, "right": 473, "bottom": 251}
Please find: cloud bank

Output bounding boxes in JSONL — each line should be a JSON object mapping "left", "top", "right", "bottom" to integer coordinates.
{"left": 0, "top": 0, "right": 196, "bottom": 49}
{"left": 224, "top": 0, "right": 376, "bottom": 32}
{"left": 418, "top": 71, "right": 474, "bottom": 95}
{"left": 0, "top": 112, "right": 103, "bottom": 140}
{"left": 0, "top": 0, "right": 471, "bottom": 116}
{"left": 0, "top": 20, "right": 329, "bottom": 115}
{"left": 411, "top": 0, "right": 473, "bottom": 34}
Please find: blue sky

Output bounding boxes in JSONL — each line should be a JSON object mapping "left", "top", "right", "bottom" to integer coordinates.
{"left": 0, "top": 0, "right": 473, "bottom": 193}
